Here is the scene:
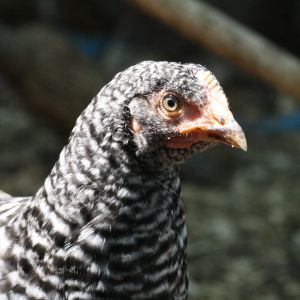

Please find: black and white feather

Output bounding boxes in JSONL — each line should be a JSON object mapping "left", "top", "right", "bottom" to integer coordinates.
{"left": 0, "top": 61, "right": 246, "bottom": 300}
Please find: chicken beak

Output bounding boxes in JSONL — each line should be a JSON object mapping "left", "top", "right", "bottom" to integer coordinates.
{"left": 176, "top": 99, "right": 247, "bottom": 151}
{"left": 178, "top": 117, "right": 247, "bottom": 151}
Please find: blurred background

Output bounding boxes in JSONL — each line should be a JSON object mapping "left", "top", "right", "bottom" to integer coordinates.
{"left": 0, "top": 0, "right": 300, "bottom": 299}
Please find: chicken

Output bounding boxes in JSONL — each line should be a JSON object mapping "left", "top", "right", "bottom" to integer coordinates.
{"left": 0, "top": 61, "right": 246, "bottom": 300}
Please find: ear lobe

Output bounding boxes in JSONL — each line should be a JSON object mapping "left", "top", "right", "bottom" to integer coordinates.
{"left": 130, "top": 118, "right": 143, "bottom": 133}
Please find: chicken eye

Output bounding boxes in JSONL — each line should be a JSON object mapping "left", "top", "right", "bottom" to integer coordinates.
{"left": 162, "top": 95, "right": 181, "bottom": 112}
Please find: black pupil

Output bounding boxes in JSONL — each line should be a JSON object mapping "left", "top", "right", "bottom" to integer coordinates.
{"left": 166, "top": 96, "right": 177, "bottom": 108}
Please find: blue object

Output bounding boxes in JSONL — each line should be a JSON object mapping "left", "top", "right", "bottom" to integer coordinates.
{"left": 67, "top": 32, "right": 111, "bottom": 57}
{"left": 244, "top": 109, "right": 300, "bottom": 134}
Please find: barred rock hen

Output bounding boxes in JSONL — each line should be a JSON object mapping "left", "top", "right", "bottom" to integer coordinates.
{"left": 0, "top": 61, "right": 246, "bottom": 300}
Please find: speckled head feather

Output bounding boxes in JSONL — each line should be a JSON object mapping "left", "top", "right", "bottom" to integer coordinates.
{"left": 0, "top": 61, "right": 246, "bottom": 300}
{"left": 75, "top": 61, "right": 236, "bottom": 166}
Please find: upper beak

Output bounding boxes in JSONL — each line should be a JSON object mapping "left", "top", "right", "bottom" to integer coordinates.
{"left": 174, "top": 95, "right": 247, "bottom": 151}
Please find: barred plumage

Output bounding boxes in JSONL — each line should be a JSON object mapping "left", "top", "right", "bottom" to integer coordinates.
{"left": 0, "top": 61, "right": 246, "bottom": 299}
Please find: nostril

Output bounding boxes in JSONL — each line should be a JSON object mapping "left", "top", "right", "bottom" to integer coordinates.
{"left": 219, "top": 117, "right": 225, "bottom": 125}
{"left": 213, "top": 114, "right": 226, "bottom": 126}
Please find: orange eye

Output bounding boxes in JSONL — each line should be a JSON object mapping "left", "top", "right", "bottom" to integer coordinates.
{"left": 162, "top": 95, "right": 180, "bottom": 111}
{"left": 160, "top": 94, "right": 183, "bottom": 118}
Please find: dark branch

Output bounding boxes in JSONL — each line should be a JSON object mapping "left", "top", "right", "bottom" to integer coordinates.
{"left": 129, "top": 0, "right": 300, "bottom": 100}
